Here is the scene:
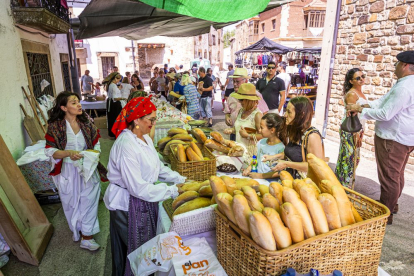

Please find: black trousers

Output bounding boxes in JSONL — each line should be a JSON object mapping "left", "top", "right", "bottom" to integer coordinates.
{"left": 109, "top": 210, "right": 128, "bottom": 276}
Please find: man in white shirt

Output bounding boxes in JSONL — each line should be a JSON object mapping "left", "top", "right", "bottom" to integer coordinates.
{"left": 277, "top": 61, "right": 291, "bottom": 114}
{"left": 347, "top": 51, "right": 414, "bottom": 225}
{"left": 81, "top": 70, "right": 93, "bottom": 94}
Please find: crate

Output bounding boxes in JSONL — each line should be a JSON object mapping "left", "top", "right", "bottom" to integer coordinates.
{"left": 215, "top": 187, "right": 390, "bottom": 276}
{"left": 94, "top": 116, "right": 107, "bottom": 129}
{"left": 169, "top": 144, "right": 216, "bottom": 181}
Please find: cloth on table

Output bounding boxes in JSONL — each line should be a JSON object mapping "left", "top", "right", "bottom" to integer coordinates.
{"left": 0, "top": 233, "right": 10, "bottom": 269}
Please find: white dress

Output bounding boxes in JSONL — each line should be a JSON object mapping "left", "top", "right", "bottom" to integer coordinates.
{"left": 45, "top": 121, "right": 101, "bottom": 241}
{"left": 104, "top": 129, "right": 185, "bottom": 212}
{"left": 108, "top": 83, "right": 124, "bottom": 110}
{"left": 120, "top": 84, "right": 134, "bottom": 106}
{"left": 234, "top": 109, "right": 261, "bottom": 147}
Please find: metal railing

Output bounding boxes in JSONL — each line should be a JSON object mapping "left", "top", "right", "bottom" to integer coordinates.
{"left": 14, "top": 0, "right": 69, "bottom": 23}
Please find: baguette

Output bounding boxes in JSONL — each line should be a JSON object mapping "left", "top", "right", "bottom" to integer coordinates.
{"left": 167, "top": 128, "right": 187, "bottom": 137}
{"left": 186, "top": 147, "right": 202, "bottom": 161}
{"left": 157, "top": 137, "right": 172, "bottom": 151}
{"left": 198, "top": 185, "right": 213, "bottom": 197}
{"left": 233, "top": 190, "right": 244, "bottom": 196}
{"left": 210, "top": 131, "right": 225, "bottom": 144}
{"left": 173, "top": 197, "right": 211, "bottom": 216}
{"left": 262, "top": 193, "right": 280, "bottom": 213}
{"left": 352, "top": 205, "right": 363, "bottom": 222}
{"left": 222, "top": 139, "right": 237, "bottom": 148}
{"left": 210, "top": 176, "right": 228, "bottom": 201}
{"left": 263, "top": 207, "right": 292, "bottom": 249}
{"left": 269, "top": 182, "right": 283, "bottom": 206}
{"left": 241, "top": 186, "right": 264, "bottom": 212}
{"left": 303, "top": 178, "right": 321, "bottom": 194}
{"left": 216, "top": 193, "right": 238, "bottom": 225}
{"left": 331, "top": 184, "right": 355, "bottom": 226}
{"left": 280, "top": 171, "right": 294, "bottom": 181}
{"left": 191, "top": 128, "right": 207, "bottom": 143}
{"left": 190, "top": 142, "right": 203, "bottom": 159}
{"left": 228, "top": 145, "right": 244, "bottom": 157}
{"left": 282, "top": 188, "right": 316, "bottom": 239}
{"left": 163, "top": 140, "right": 187, "bottom": 155}
{"left": 232, "top": 194, "right": 252, "bottom": 236}
{"left": 259, "top": 185, "right": 270, "bottom": 196}
{"left": 172, "top": 191, "right": 199, "bottom": 210}
{"left": 307, "top": 153, "right": 343, "bottom": 191}
{"left": 281, "top": 203, "right": 304, "bottom": 243}
{"left": 299, "top": 185, "right": 329, "bottom": 235}
{"left": 248, "top": 211, "right": 277, "bottom": 251}
{"left": 281, "top": 179, "right": 293, "bottom": 189}
{"left": 204, "top": 139, "right": 231, "bottom": 154}
{"left": 177, "top": 144, "right": 187, "bottom": 163}
{"left": 220, "top": 176, "right": 237, "bottom": 196}
{"left": 318, "top": 193, "right": 342, "bottom": 230}
{"left": 178, "top": 181, "right": 209, "bottom": 194}
{"left": 171, "top": 133, "right": 193, "bottom": 142}
{"left": 234, "top": 178, "right": 260, "bottom": 191}
{"left": 211, "top": 196, "right": 216, "bottom": 205}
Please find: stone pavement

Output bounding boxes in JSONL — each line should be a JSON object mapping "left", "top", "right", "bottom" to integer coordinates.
{"left": 2, "top": 94, "right": 413, "bottom": 275}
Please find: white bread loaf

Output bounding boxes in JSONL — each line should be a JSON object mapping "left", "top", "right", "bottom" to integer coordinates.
{"left": 299, "top": 185, "right": 329, "bottom": 235}
{"left": 249, "top": 211, "right": 277, "bottom": 251}
{"left": 232, "top": 195, "right": 252, "bottom": 236}
{"left": 242, "top": 186, "right": 264, "bottom": 212}
{"left": 281, "top": 203, "right": 304, "bottom": 243}
{"left": 317, "top": 193, "right": 342, "bottom": 230}
{"left": 263, "top": 207, "right": 292, "bottom": 249}
{"left": 262, "top": 193, "right": 280, "bottom": 213}
{"left": 216, "top": 193, "right": 238, "bottom": 225}
{"left": 269, "top": 182, "right": 284, "bottom": 206}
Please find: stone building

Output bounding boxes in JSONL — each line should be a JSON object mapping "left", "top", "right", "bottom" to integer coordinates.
{"left": 194, "top": 26, "right": 224, "bottom": 69}
{"left": 327, "top": 0, "right": 414, "bottom": 164}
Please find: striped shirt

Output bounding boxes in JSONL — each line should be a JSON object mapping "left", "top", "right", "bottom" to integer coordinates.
{"left": 183, "top": 84, "right": 201, "bottom": 117}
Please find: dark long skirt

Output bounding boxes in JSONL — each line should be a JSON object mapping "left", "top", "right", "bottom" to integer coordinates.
{"left": 106, "top": 99, "right": 123, "bottom": 137}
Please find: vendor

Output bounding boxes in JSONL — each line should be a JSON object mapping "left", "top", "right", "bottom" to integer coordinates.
{"left": 104, "top": 72, "right": 127, "bottom": 138}
{"left": 45, "top": 92, "right": 108, "bottom": 251}
{"left": 104, "top": 97, "right": 186, "bottom": 276}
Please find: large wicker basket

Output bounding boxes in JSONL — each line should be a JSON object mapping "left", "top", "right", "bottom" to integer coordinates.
{"left": 169, "top": 144, "right": 216, "bottom": 181}
{"left": 215, "top": 187, "right": 390, "bottom": 276}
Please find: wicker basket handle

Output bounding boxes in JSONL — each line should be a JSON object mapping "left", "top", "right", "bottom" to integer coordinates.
{"left": 226, "top": 222, "right": 243, "bottom": 244}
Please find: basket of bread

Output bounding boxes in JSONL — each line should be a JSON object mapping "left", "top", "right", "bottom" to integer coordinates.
{"left": 214, "top": 153, "right": 390, "bottom": 276}
{"left": 156, "top": 128, "right": 195, "bottom": 163}
{"left": 192, "top": 129, "right": 245, "bottom": 157}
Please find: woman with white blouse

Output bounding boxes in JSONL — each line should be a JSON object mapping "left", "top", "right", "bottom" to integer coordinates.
{"left": 104, "top": 97, "right": 185, "bottom": 276}
{"left": 104, "top": 72, "right": 127, "bottom": 137}
{"left": 45, "top": 92, "right": 108, "bottom": 251}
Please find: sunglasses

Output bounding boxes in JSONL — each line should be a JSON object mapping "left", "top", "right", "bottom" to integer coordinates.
{"left": 267, "top": 66, "right": 276, "bottom": 70}
{"left": 354, "top": 74, "right": 366, "bottom": 81}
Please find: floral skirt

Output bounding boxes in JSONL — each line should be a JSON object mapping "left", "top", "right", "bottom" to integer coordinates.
{"left": 334, "top": 130, "right": 360, "bottom": 189}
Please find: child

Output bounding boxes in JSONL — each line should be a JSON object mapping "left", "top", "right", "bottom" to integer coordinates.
{"left": 93, "top": 82, "right": 102, "bottom": 96}
{"left": 242, "top": 113, "right": 284, "bottom": 180}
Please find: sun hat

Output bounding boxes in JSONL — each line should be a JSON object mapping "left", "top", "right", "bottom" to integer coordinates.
{"left": 166, "top": 73, "right": 175, "bottom": 79}
{"left": 229, "top": 67, "right": 249, "bottom": 78}
{"left": 230, "top": 83, "right": 259, "bottom": 101}
{"left": 175, "top": 73, "right": 182, "bottom": 79}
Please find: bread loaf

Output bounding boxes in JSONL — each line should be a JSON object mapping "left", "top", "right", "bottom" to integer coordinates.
{"left": 222, "top": 139, "right": 237, "bottom": 148}
{"left": 299, "top": 185, "right": 329, "bottom": 235}
{"left": 280, "top": 171, "right": 294, "bottom": 181}
{"left": 210, "top": 131, "right": 225, "bottom": 144}
{"left": 317, "top": 193, "right": 342, "bottom": 230}
{"left": 177, "top": 144, "right": 187, "bottom": 163}
{"left": 228, "top": 145, "right": 244, "bottom": 157}
{"left": 233, "top": 190, "right": 244, "bottom": 196}
{"left": 191, "top": 128, "right": 207, "bottom": 143}
{"left": 234, "top": 178, "right": 260, "bottom": 191}
{"left": 220, "top": 176, "right": 237, "bottom": 196}
{"left": 241, "top": 186, "right": 264, "bottom": 212}
{"left": 232, "top": 195, "right": 251, "bottom": 235}
{"left": 307, "top": 153, "right": 343, "bottom": 191}
{"left": 259, "top": 185, "right": 270, "bottom": 196}
{"left": 263, "top": 207, "right": 292, "bottom": 249}
{"left": 281, "top": 203, "right": 304, "bottom": 243}
{"left": 211, "top": 196, "right": 216, "bottom": 205}
{"left": 173, "top": 197, "right": 211, "bottom": 216}
{"left": 163, "top": 140, "right": 187, "bottom": 155}
{"left": 216, "top": 193, "right": 238, "bottom": 225}
{"left": 269, "top": 182, "right": 283, "bottom": 206}
{"left": 292, "top": 179, "right": 307, "bottom": 195}
{"left": 210, "top": 176, "right": 228, "bottom": 201}
{"left": 157, "top": 137, "right": 172, "bottom": 151}
{"left": 178, "top": 182, "right": 207, "bottom": 194}
{"left": 172, "top": 191, "right": 199, "bottom": 210}
{"left": 248, "top": 211, "right": 277, "bottom": 251}
{"left": 190, "top": 142, "right": 203, "bottom": 159}
{"left": 303, "top": 178, "right": 321, "bottom": 194}
{"left": 351, "top": 205, "right": 363, "bottom": 222}
{"left": 186, "top": 147, "right": 202, "bottom": 161}
{"left": 281, "top": 180, "right": 293, "bottom": 189}
{"left": 204, "top": 139, "right": 231, "bottom": 154}
{"left": 167, "top": 128, "right": 187, "bottom": 137}
{"left": 262, "top": 193, "right": 280, "bottom": 213}
{"left": 198, "top": 185, "right": 213, "bottom": 197}
{"left": 330, "top": 184, "right": 355, "bottom": 226}
{"left": 282, "top": 188, "right": 316, "bottom": 239}
{"left": 171, "top": 133, "right": 193, "bottom": 142}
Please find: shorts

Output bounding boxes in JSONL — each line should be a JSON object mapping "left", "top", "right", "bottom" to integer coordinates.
{"left": 224, "top": 88, "right": 234, "bottom": 97}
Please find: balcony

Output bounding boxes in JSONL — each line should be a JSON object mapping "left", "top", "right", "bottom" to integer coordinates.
{"left": 12, "top": 0, "right": 70, "bottom": 34}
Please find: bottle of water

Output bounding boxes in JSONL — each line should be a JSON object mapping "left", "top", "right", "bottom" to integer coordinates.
{"left": 251, "top": 155, "right": 258, "bottom": 173}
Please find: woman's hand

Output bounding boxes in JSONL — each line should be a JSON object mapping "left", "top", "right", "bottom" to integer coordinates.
{"left": 67, "top": 150, "right": 83, "bottom": 161}
{"left": 223, "top": 128, "right": 234, "bottom": 135}
{"left": 346, "top": 104, "right": 362, "bottom": 117}
{"left": 271, "top": 160, "right": 288, "bottom": 171}
{"left": 239, "top": 127, "right": 249, "bottom": 138}
{"left": 248, "top": 172, "right": 262, "bottom": 179}
{"left": 242, "top": 166, "right": 251, "bottom": 176}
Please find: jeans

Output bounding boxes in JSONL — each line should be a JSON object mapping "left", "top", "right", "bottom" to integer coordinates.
{"left": 200, "top": 97, "right": 212, "bottom": 119}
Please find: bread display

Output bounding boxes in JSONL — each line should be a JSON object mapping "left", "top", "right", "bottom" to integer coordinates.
{"left": 198, "top": 185, "right": 213, "bottom": 197}
{"left": 228, "top": 145, "right": 244, "bottom": 157}
{"left": 281, "top": 179, "right": 293, "bottom": 189}
{"left": 167, "top": 128, "right": 188, "bottom": 137}
{"left": 269, "top": 182, "right": 283, "bottom": 206}
{"left": 210, "top": 131, "right": 225, "bottom": 144}
{"left": 299, "top": 185, "right": 329, "bottom": 235}
{"left": 172, "top": 191, "right": 199, "bottom": 210}
{"left": 163, "top": 140, "right": 188, "bottom": 155}
{"left": 242, "top": 186, "right": 264, "bottom": 212}
{"left": 220, "top": 176, "right": 238, "bottom": 196}
{"left": 221, "top": 139, "right": 237, "bottom": 148}
{"left": 216, "top": 193, "right": 237, "bottom": 225}
{"left": 262, "top": 193, "right": 280, "bottom": 212}
{"left": 173, "top": 197, "right": 212, "bottom": 216}
{"left": 185, "top": 147, "right": 202, "bottom": 161}
{"left": 204, "top": 139, "right": 231, "bottom": 154}
{"left": 263, "top": 207, "right": 292, "bottom": 249}
{"left": 210, "top": 176, "right": 228, "bottom": 201}
{"left": 177, "top": 144, "right": 187, "bottom": 163}
{"left": 281, "top": 203, "right": 304, "bottom": 243}
{"left": 171, "top": 133, "right": 193, "bottom": 142}
{"left": 191, "top": 128, "right": 207, "bottom": 143}
{"left": 249, "top": 211, "right": 277, "bottom": 251}
{"left": 280, "top": 171, "right": 294, "bottom": 181}
{"left": 190, "top": 142, "right": 203, "bottom": 159}
{"left": 178, "top": 181, "right": 209, "bottom": 194}
{"left": 232, "top": 194, "right": 251, "bottom": 236}
{"left": 234, "top": 178, "right": 260, "bottom": 191}
{"left": 318, "top": 193, "right": 342, "bottom": 230}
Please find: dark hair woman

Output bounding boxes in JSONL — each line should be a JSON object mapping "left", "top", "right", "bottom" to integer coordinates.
{"left": 45, "top": 92, "right": 107, "bottom": 251}
{"left": 104, "top": 97, "right": 185, "bottom": 276}
{"left": 130, "top": 73, "right": 144, "bottom": 91}
{"left": 269, "top": 96, "right": 325, "bottom": 178}
{"left": 334, "top": 68, "right": 368, "bottom": 188}
{"left": 103, "top": 72, "right": 126, "bottom": 137}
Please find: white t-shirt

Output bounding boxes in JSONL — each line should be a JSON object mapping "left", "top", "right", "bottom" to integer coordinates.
{"left": 277, "top": 72, "right": 291, "bottom": 93}
{"left": 226, "top": 69, "right": 234, "bottom": 89}
{"left": 120, "top": 84, "right": 134, "bottom": 99}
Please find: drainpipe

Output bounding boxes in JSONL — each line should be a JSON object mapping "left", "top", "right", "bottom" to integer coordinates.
{"left": 67, "top": 28, "right": 81, "bottom": 96}
{"left": 322, "top": 0, "right": 342, "bottom": 138}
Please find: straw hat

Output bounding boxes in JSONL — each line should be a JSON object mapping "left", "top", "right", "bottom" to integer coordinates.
{"left": 229, "top": 67, "right": 249, "bottom": 78}
{"left": 230, "top": 83, "right": 259, "bottom": 101}
{"left": 166, "top": 73, "right": 175, "bottom": 79}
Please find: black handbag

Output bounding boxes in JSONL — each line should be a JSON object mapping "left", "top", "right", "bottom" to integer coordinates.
{"left": 341, "top": 113, "right": 362, "bottom": 133}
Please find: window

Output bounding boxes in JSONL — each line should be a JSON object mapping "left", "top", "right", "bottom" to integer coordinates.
{"left": 26, "top": 52, "right": 54, "bottom": 97}
{"left": 304, "top": 11, "right": 326, "bottom": 29}
{"left": 272, "top": 19, "right": 276, "bottom": 30}
{"left": 101, "top": 56, "right": 115, "bottom": 78}
{"left": 212, "top": 35, "right": 216, "bottom": 45}
{"left": 254, "top": 22, "right": 259, "bottom": 35}
{"left": 261, "top": 23, "right": 265, "bottom": 33}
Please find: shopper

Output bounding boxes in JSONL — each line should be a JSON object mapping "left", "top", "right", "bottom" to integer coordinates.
{"left": 149, "top": 71, "right": 159, "bottom": 93}
{"left": 181, "top": 74, "right": 201, "bottom": 119}
{"left": 163, "top": 63, "right": 168, "bottom": 74}
{"left": 104, "top": 72, "right": 126, "bottom": 137}
{"left": 120, "top": 77, "right": 134, "bottom": 107}
{"left": 157, "top": 70, "right": 167, "bottom": 98}
{"left": 45, "top": 92, "right": 107, "bottom": 251}
{"left": 198, "top": 67, "right": 214, "bottom": 127}
{"left": 131, "top": 73, "right": 144, "bottom": 91}
{"left": 207, "top": 68, "right": 216, "bottom": 109}
{"left": 276, "top": 61, "right": 291, "bottom": 100}
{"left": 256, "top": 61, "right": 286, "bottom": 114}
{"left": 242, "top": 113, "right": 285, "bottom": 180}
{"left": 335, "top": 68, "right": 368, "bottom": 189}
{"left": 81, "top": 70, "right": 94, "bottom": 95}
{"left": 223, "top": 64, "right": 235, "bottom": 103}
{"left": 346, "top": 51, "right": 414, "bottom": 224}
{"left": 104, "top": 97, "right": 185, "bottom": 276}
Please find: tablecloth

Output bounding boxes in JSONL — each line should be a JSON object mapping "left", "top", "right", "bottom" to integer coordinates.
{"left": 80, "top": 100, "right": 106, "bottom": 110}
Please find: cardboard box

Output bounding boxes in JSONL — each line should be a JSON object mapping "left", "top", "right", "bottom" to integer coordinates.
{"left": 94, "top": 116, "right": 107, "bottom": 129}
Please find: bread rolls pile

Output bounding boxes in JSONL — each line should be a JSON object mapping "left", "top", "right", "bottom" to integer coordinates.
{"left": 203, "top": 131, "right": 244, "bottom": 157}
{"left": 214, "top": 169, "right": 364, "bottom": 251}
{"left": 157, "top": 128, "right": 199, "bottom": 156}
{"left": 174, "top": 142, "right": 210, "bottom": 162}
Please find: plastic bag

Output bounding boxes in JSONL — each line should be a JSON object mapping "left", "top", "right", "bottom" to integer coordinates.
{"left": 172, "top": 237, "right": 226, "bottom": 276}
{"left": 128, "top": 232, "right": 192, "bottom": 276}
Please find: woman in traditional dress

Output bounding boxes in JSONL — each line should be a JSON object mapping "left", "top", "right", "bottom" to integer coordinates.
{"left": 104, "top": 72, "right": 126, "bottom": 137}
{"left": 45, "top": 92, "right": 107, "bottom": 251}
{"left": 104, "top": 97, "right": 185, "bottom": 276}
{"left": 334, "top": 68, "right": 368, "bottom": 188}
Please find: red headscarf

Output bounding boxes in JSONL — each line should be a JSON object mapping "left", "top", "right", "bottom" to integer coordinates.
{"left": 111, "top": 97, "right": 156, "bottom": 138}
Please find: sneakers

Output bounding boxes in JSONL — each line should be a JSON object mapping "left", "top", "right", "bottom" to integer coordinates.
{"left": 80, "top": 238, "right": 100, "bottom": 251}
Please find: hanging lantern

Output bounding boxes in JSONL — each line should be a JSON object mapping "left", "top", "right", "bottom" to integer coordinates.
{"left": 153, "top": 44, "right": 156, "bottom": 49}
{"left": 138, "top": 44, "right": 142, "bottom": 48}
{"left": 147, "top": 44, "right": 151, "bottom": 48}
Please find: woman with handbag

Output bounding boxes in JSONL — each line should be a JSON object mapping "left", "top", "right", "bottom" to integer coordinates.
{"left": 334, "top": 68, "right": 368, "bottom": 188}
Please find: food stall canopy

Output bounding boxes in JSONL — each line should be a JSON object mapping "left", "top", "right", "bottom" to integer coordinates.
{"left": 235, "top": 37, "right": 293, "bottom": 55}
{"left": 74, "top": 0, "right": 295, "bottom": 40}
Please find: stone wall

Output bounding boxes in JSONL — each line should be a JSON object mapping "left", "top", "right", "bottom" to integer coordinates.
{"left": 328, "top": 0, "right": 414, "bottom": 165}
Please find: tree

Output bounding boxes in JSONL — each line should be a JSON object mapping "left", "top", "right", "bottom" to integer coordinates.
{"left": 223, "top": 29, "right": 235, "bottom": 48}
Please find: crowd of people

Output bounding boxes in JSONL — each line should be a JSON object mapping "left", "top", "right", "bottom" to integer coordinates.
{"left": 44, "top": 51, "right": 414, "bottom": 275}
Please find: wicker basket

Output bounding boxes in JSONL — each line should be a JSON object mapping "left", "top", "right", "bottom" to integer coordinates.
{"left": 215, "top": 187, "right": 390, "bottom": 276}
{"left": 169, "top": 144, "right": 216, "bottom": 181}
{"left": 156, "top": 147, "right": 171, "bottom": 163}
{"left": 162, "top": 198, "right": 216, "bottom": 236}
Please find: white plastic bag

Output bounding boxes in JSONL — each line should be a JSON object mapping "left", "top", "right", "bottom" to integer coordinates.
{"left": 172, "top": 237, "right": 226, "bottom": 276}
{"left": 128, "top": 232, "right": 192, "bottom": 276}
